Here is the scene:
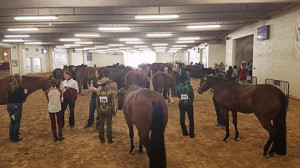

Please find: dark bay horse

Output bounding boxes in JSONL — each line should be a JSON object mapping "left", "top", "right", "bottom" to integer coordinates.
{"left": 0, "top": 75, "right": 50, "bottom": 105}
{"left": 198, "top": 76, "right": 288, "bottom": 157}
{"left": 117, "top": 84, "right": 168, "bottom": 168}
{"left": 152, "top": 72, "right": 176, "bottom": 103}
{"left": 76, "top": 67, "right": 96, "bottom": 95}
{"left": 125, "top": 70, "right": 147, "bottom": 88}
{"left": 52, "top": 68, "right": 64, "bottom": 87}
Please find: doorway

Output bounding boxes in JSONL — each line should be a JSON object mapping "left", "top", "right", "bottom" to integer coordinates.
{"left": 234, "top": 35, "right": 254, "bottom": 68}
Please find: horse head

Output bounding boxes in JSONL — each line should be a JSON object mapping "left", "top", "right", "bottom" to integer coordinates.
{"left": 198, "top": 76, "right": 212, "bottom": 94}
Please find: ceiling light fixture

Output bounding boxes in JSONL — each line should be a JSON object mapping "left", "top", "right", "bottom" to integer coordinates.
{"left": 173, "top": 45, "right": 187, "bottom": 47}
{"left": 84, "top": 47, "right": 97, "bottom": 50}
{"left": 5, "top": 35, "right": 30, "bottom": 38}
{"left": 74, "top": 34, "right": 101, "bottom": 37}
{"left": 108, "top": 44, "right": 124, "bottom": 47}
{"left": 152, "top": 43, "right": 168, "bottom": 46}
{"left": 7, "top": 28, "right": 39, "bottom": 31}
{"left": 64, "top": 44, "right": 81, "bottom": 47}
{"left": 60, "top": 38, "right": 81, "bottom": 42}
{"left": 14, "top": 16, "right": 58, "bottom": 20}
{"left": 75, "top": 48, "right": 87, "bottom": 51}
{"left": 187, "top": 25, "right": 221, "bottom": 29}
{"left": 98, "top": 27, "right": 131, "bottom": 31}
{"left": 176, "top": 40, "right": 195, "bottom": 43}
{"left": 133, "top": 45, "right": 148, "bottom": 48}
{"left": 75, "top": 42, "right": 94, "bottom": 44}
{"left": 126, "top": 41, "right": 144, "bottom": 44}
{"left": 119, "top": 38, "right": 140, "bottom": 41}
{"left": 25, "top": 42, "right": 42, "bottom": 45}
{"left": 2, "top": 39, "right": 24, "bottom": 42}
{"left": 135, "top": 15, "right": 179, "bottom": 20}
{"left": 95, "top": 45, "right": 109, "bottom": 48}
{"left": 146, "top": 33, "right": 172, "bottom": 37}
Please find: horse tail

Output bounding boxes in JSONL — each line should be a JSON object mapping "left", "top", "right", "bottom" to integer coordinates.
{"left": 150, "top": 101, "right": 166, "bottom": 168}
{"left": 273, "top": 92, "right": 288, "bottom": 155}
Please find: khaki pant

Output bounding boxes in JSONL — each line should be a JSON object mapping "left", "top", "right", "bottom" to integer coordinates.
{"left": 98, "top": 110, "right": 113, "bottom": 142}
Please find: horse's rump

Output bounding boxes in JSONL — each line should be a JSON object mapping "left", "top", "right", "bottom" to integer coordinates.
{"left": 125, "top": 70, "right": 147, "bottom": 88}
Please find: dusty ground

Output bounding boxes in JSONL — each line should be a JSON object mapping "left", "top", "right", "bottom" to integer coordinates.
{"left": 0, "top": 77, "right": 300, "bottom": 168}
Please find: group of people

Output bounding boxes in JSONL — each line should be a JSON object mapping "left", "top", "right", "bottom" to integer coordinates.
{"left": 224, "top": 60, "right": 253, "bottom": 84}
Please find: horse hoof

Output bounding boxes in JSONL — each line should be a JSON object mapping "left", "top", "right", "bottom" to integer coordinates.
{"left": 129, "top": 151, "right": 135, "bottom": 155}
{"left": 234, "top": 137, "right": 239, "bottom": 141}
{"left": 138, "top": 149, "right": 143, "bottom": 154}
{"left": 223, "top": 138, "right": 228, "bottom": 142}
{"left": 269, "top": 151, "right": 274, "bottom": 157}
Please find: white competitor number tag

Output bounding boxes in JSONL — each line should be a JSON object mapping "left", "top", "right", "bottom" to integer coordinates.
{"left": 181, "top": 94, "right": 189, "bottom": 100}
{"left": 99, "top": 96, "right": 108, "bottom": 103}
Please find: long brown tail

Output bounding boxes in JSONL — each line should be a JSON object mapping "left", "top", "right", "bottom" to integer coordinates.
{"left": 150, "top": 101, "right": 166, "bottom": 168}
{"left": 273, "top": 92, "right": 288, "bottom": 155}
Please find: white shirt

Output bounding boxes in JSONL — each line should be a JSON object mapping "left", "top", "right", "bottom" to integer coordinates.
{"left": 61, "top": 78, "right": 79, "bottom": 93}
{"left": 46, "top": 89, "right": 62, "bottom": 113}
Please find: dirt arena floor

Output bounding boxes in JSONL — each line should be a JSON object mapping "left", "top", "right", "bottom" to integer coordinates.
{"left": 0, "top": 77, "right": 300, "bottom": 168}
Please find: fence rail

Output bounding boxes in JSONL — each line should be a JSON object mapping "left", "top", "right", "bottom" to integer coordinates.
{"left": 265, "top": 78, "right": 289, "bottom": 98}
{"left": 246, "top": 76, "right": 257, "bottom": 85}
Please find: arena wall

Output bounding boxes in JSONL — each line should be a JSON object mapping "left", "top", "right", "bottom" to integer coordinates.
{"left": 226, "top": 5, "right": 300, "bottom": 98}
{"left": 208, "top": 44, "right": 226, "bottom": 68}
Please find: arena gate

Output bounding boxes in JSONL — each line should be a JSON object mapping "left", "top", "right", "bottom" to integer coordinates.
{"left": 265, "top": 78, "right": 289, "bottom": 98}
{"left": 246, "top": 76, "right": 257, "bottom": 85}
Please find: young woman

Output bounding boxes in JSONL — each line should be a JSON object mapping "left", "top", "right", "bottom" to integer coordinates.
{"left": 7, "top": 74, "right": 28, "bottom": 142}
{"left": 84, "top": 69, "right": 103, "bottom": 128}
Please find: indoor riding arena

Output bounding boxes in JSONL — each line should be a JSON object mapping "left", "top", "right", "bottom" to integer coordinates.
{"left": 1, "top": 1, "right": 300, "bottom": 168}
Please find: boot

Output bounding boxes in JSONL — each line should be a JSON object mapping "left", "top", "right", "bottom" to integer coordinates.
{"left": 52, "top": 130, "right": 58, "bottom": 142}
{"left": 58, "top": 129, "right": 64, "bottom": 141}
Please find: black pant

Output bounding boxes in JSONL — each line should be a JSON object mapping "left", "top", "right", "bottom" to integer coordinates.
{"left": 146, "top": 81, "right": 150, "bottom": 89}
{"left": 61, "top": 99, "right": 75, "bottom": 127}
{"left": 179, "top": 103, "right": 194, "bottom": 136}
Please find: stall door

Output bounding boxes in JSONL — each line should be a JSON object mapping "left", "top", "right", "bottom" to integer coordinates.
{"left": 32, "top": 57, "right": 41, "bottom": 73}
{"left": 25, "top": 57, "right": 32, "bottom": 73}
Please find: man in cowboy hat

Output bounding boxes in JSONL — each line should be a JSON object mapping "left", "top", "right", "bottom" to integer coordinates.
{"left": 96, "top": 79, "right": 115, "bottom": 144}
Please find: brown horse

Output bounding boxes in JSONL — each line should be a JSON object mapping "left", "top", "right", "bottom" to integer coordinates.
{"left": 197, "top": 76, "right": 288, "bottom": 157}
{"left": 117, "top": 84, "right": 168, "bottom": 168}
{"left": 52, "top": 68, "right": 64, "bottom": 87}
{"left": 125, "top": 70, "right": 147, "bottom": 88}
{"left": 152, "top": 71, "right": 176, "bottom": 103}
{"left": 0, "top": 75, "right": 50, "bottom": 105}
{"left": 76, "top": 67, "right": 96, "bottom": 95}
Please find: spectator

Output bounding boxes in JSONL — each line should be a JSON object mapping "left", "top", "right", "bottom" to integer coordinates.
{"left": 232, "top": 65, "right": 238, "bottom": 81}
{"left": 225, "top": 66, "right": 233, "bottom": 80}
{"left": 239, "top": 62, "right": 247, "bottom": 84}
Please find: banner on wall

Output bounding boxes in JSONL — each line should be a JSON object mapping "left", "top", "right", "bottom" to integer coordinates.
{"left": 87, "top": 52, "right": 92, "bottom": 61}
{"left": 295, "top": 10, "right": 300, "bottom": 60}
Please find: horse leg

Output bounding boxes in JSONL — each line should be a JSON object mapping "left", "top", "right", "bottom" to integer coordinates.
{"left": 138, "top": 140, "right": 143, "bottom": 154}
{"left": 128, "top": 124, "right": 135, "bottom": 154}
{"left": 260, "top": 121, "right": 276, "bottom": 157}
{"left": 232, "top": 111, "right": 239, "bottom": 141}
{"left": 221, "top": 107, "right": 230, "bottom": 142}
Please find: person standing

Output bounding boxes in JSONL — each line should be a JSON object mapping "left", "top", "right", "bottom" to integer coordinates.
{"left": 145, "top": 66, "right": 152, "bottom": 89}
{"left": 96, "top": 80, "right": 115, "bottom": 144}
{"left": 84, "top": 69, "right": 103, "bottom": 128}
{"left": 45, "top": 78, "right": 64, "bottom": 142}
{"left": 61, "top": 71, "right": 79, "bottom": 128}
{"left": 212, "top": 91, "right": 225, "bottom": 127}
{"left": 239, "top": 62, "right": 247, "bottom": 84}
{"left": 231, "top": 65, "right": 238, "bottom": 81}
{"left": 175, "top": 78, "right": 195, "bottom": 138}
{"left": 7, "top": 74, "right": 28, "bottom": 142}
{"left": 225, "top": 66, "right": 233, "bottom": 80}
{"left": 163, "top": 67, "right": 169, "bottom": 101}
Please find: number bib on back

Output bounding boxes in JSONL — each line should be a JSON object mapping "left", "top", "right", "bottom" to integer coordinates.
{"left": 99, "top": 96, "right": 108, "bottom": 103}
{"left": 181, "top": 94, "right": 189, "bottom": 100}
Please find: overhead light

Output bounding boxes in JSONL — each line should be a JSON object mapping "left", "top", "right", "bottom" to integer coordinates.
{"left": 134, "top": 45, "right": 148, "bottom": 48}
{"left": 74, "top": 34, "right": 101, "bottom": 37}
{"left": 119, "top": 38, "right": 140, "bottom": 41}
{"left": 64, "top": 44, "right": 80, "bottom": 47}
{"left": 2, "top": 39, "right": 24, "bottom": 42}
{"left": 5, "top": 35, "right": 30, "bottom": 38}
{"left": 187, "top": 25, "right": 221, "bottom": 29}
{"left": 97, "top": 51, "right": 107, "bottom": 54}
{"left": 176, "top": 40, "right": 195, "bottom": 43}
{"left": 173, "top": 45, "right": 187, "bottom": 47}
{"left": 75, "top": 48, "right": 87, "bottom": 51}
{"left": 25, "top": 42, "right": 42, "bottom": 45}
{"left": 14, "top": 16, "right": 58, "bottom": 20}
{"left": 109, "top": 44, "right": 124, "bottom": 47}
{"left": 152, "top": 43, "right": 168, "bottom": 46}
{"left": 56, "top": 46, "right": 67, "bottom": 48}
{"left": 154, "top": 47, "right": 167, "bottom": 49}
{"left": 98, "top": 27, "right": 131, "bottom": 31}
{"left": 95, "top": 45, "right": 109, "bottom": 48}
{"left": 178, "top": 37, "right": 200, "bottom": 40}
{"left": 126, "top": 41, "right": 144, "bottom": 44}
{"left": 60, "top": 38, "right": 81, "bottom": 42}
{"left": 84, "top": 47, "right": 96, "bottom": 50}
{"left": 169, "top": 50, "right": 178, "bottom": 52}
{"left": 146, "top": 33, "right": 172, "bottom": 37}
{"left": 75, "top": 42, "right": 94, "bottom": 44}
{"left": 7, "top": 28, "right": 39, "bottom": 31}
{"left": 107, "top": 48, "right": 119, "bottom": 51}
{"left": 170, "top": 48, "right": 182, "bottom": 50}
{"left": 135, "top": 15, "right": 179, "bottom": 20}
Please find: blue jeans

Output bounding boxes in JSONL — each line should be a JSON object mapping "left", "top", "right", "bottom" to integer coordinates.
{"left": 87, "top": 97, "right": 97, "bottom": 126}
{"left": 163, "top": 88, "right": 168, "bottom": 100}
{"left": 7, "top": 103, "right": 23, "bottom": 140}
{"left": 212, "top": 93, "right": 225, "bottom": 125}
